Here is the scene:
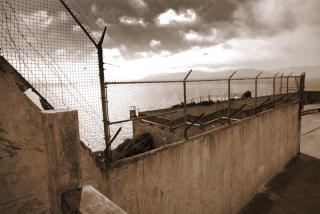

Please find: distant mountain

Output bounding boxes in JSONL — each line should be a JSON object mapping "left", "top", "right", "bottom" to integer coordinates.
{"left": 142, "top": 66, "right": 320, "bottom": 90}
{"left": 267, "top": 66, "right": 320, "bottom": 91}
{"left": 267, "top": 65, "right": 320, "bottom": 79}
{"left": 143, "top": 68, "right": 276, "bottom": 81}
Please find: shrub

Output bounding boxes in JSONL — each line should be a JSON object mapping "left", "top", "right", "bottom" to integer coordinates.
{"left": 115, "top": 133, "right": 153, "bottom": 159}
{"left": 242, "top": 90, "right": 252, "bottom": 98}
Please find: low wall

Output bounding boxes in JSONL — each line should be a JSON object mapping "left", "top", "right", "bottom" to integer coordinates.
{"left": 305, "top": 91, "right": 320, "bottom": 104}
{"left": 107, "top": 101, "right": 300, "bottom": 213}
{"left": 1, "top": 56, "right": 302, "bottom": 213}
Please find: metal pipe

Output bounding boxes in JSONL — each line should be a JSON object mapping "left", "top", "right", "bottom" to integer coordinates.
{"left": 106, "top": 127, "right": 122, "bottom": 150}
{"left": 108, "top": 108, "right": 185, "bottom": 125}
{"left": 280, "top": 73, "right": 283, "bottom": 94}
{"left": 228, "top": 71, "right": 236, "bottom": 120}
{"left": 273, "top": 72, "right": 279, "bottom": 108}
{"left": 287, "top": 72, "right": 293, "bottom": 104}
{"left": 184, "top": 113, "right": 204, "bottom": 139}
{"left": 254, "top": 72, "right": 262, "bottom": 115}
{"left": 184, "top": 70, "right": 192, "bottom": 127}
{"left": 228, "top": 103, "right": 247, "bottom": 124}
{"left": 257, "top": 98, "right": 271, "bottom": 109}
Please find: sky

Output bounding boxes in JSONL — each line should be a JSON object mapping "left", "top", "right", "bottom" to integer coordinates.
{"left": 84, "top": 0, "right": 320, "bottom": 80}
{"left": 4, "top": 0, "right": 320, "bottom": 80}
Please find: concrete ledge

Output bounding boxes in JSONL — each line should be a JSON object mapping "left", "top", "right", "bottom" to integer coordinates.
{"left": 63, "top": 185, "right": 127, "bottom": 214}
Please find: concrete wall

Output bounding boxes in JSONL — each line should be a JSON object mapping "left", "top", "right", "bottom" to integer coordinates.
{"left": 107, "top": 101, "right": 300, "bottom": 213}
{"left": 1, "top": 56, "right": 302, "bottom": 213}
{"left": 0, "top": 57, "right": 107, "bottom": 213}
{"left": 0, "top": 59, "right": 51, "bottom": 213}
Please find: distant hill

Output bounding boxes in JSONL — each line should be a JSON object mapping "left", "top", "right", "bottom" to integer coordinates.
{"left": 143, "top": 68, "right": 276, "bottom": 81}
{"left": 142, "top": 66, "right": 320, "bottom": 90}
{"left": 267, "top": 66, "right": 320, "bottom": 91}
{"left": 267, "top": 65, "right": 320, "bottom": 79}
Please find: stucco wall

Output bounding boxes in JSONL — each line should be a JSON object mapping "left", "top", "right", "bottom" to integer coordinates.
{"left": 0, "top": 60, "right": 50, "bottom": 213}
{"left": 0, "top": 56, "right": 302, "bottom": 213}
{"left": 107, "top": 101, "right": 300, "bottom": 214}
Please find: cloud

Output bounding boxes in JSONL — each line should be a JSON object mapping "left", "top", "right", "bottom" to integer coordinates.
{"left": 10, "top": 0, "right": 320, "bottom": 80}
{"left": 184, "top": 28, "right": 218, "bottom": 43}
{"left": 160, "top": 50, "right": 171, "bottom": 57}
{"left": 119, "top": 16, "right": 146, "bottom": 27}
{"left": 156, "top": 9, "right": 197, "bottom": 25}
{"left": 149, "top": 39, "right": 161, "bottom": 48}
{"left": 91, "top": 4, "right": 98, "bottom": 14}
{"left": 128, "top": 0, "right": 148, "bottom": 14}
{"left": 20, "top": 10, "right": 53, "bottom": 28}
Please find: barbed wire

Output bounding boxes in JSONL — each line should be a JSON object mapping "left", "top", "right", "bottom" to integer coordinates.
{"left": 0, "top": 0, "right": 105, "bottom": 150}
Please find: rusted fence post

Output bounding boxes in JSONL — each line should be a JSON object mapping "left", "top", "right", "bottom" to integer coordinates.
{"left": 298, "top": 72, "right": 306, "bottom": 120}
{"left": 184, "top": 70, "right": 192, "bottom": 127}
{"left": 254, "top": 72, "right": 262, "bottom": 115}
{"left": 280, "top": 73, "right": 283, "bottom": 94}
{"left": 228, "top": 71, "right": 236, "bottom": 122}
{"left": 59, "top": 0, "right": 110, "bottom": 162}
{"left": 287, "top": 72, "right": 293, "bottom": 104}
{"left": 273, "top": 72, "right": 279, "bottom": 108}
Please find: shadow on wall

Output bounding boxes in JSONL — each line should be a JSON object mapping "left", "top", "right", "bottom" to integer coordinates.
{"left": 304, "top": 91, "right": 320, "bottom": 104}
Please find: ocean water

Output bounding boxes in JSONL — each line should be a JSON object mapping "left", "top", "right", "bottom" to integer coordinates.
{"left": 35, "top": 79, "right": 293, "bottom": 151}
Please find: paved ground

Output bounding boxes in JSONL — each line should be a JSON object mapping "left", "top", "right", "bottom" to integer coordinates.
{"left": 238, "top": 104, "right": 320, "bottom": 214}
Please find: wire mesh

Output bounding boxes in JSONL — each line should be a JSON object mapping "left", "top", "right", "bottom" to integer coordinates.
{"left": 106, "top": 75, "right": 303, "bottom": 151}
{"left": 106, "top": 81, "right": 184, "bottom": 148}
{"left": 0, "top": 0, "right": 104, "bottom": 151}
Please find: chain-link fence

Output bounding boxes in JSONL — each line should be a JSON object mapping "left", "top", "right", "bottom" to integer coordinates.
{"left": 0, "top": 0, "right": 105, "bottom": 151}
{"left": 106, "top": 74, "right": 302, "bottom": 153}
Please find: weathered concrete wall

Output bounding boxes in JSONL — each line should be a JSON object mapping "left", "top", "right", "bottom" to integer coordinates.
{"left": 0, "top": 59, "right": 51, "bottom": 213}
{"left": 0, "top": 57, "right": 107, "bottom": 213}
{"left": 0, "top": 56, "right": 302, "bottom": 213}
{"left": 42, "top": 109, "right": 83, "bottom": 213}
{"left": 107, "top": 101, "right": 300, "bottom": 213}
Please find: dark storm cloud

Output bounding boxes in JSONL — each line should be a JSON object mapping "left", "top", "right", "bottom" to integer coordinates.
{"left": 18, "top": 0, "right": 318, "bottom": 61}
{"left": 79, "top": 0, "right": 255, "bottom": 58}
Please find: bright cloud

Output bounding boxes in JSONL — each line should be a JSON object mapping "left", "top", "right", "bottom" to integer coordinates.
{"left": 21, "top": 11, "right": 52, "bottom": 28}
{"left": 91, "top": 4, "right": 98, "bottom": 14}
{"left": 104, "top": 31, "right": 317, "bottom": 80}
{"left": 119, "top": 16, "right": 146, "bottom": 27}
{"left": 156, "top": 9, "right": 197, "bottom": 25}
{"left": 149, "top": 39, "right": 161, "bottom": 48}
{"left": 160, "top": 50, "right": 171, "bottom": 57}
{"left": 184, "top": 28, "right": 218, "bottom": 42}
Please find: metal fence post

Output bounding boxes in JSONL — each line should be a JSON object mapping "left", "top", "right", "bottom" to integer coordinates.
{"left": 254, "top": 72, "right": 262, "bottom": 115}
{"left": 228, "top": 71, "right": 236, "bottom": 123}
{"left": 96, "top": 30, "right": 111, "bottom": 162}
{"left": 298, "top": 72, "right": 306, "bottom": 120}
{"left": 280, "top": 73, "right": 283, "bottom": 94}
{"left": 59, "top": 0, "right": 110, "bottom": 161}
{"left": 273, "top": 72, "right": 279, "bottom": 108}
{"left": 184, "top": 70, "right": 192, "bottom": 127}
{"left": 287, "top": 72, "right": 293, "bottom": 104}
